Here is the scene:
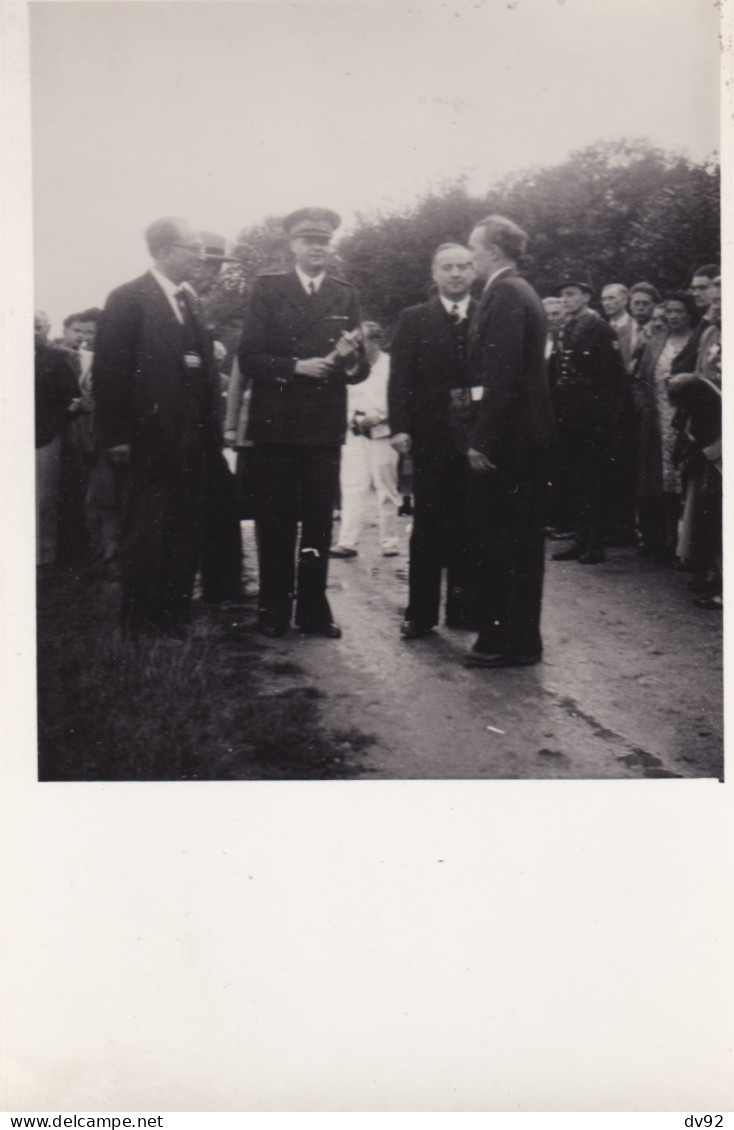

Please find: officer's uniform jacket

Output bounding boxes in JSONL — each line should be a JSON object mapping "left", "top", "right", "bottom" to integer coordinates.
{"left": 238, "top": 269, "right": 368, "bottom": 446}
{"left": 551, "top": 307, "right": 626, "bottom": 432}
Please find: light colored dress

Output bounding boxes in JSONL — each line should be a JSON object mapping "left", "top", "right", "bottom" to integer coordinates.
{"left": 653, "top": 334, "right": 689, "bottom": 493}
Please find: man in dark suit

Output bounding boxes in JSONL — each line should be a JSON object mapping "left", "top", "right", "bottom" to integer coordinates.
{"left": 35, "top": 310, "right": 84, "bottom": 566}
{"left": 189, "top": 231, "right": 245, "bottom": 606}
{"left": 464, "top": 215, "right": 558, "bottom": 668}
{"left": 238, "top": 207, "right": 368, "bottom": 638}
{"left": 388, "top": 242, "right": 478, "bottom": 637}
{"left": 550, "top": 269, "right": 626, "bottom": 565}
{"left": 93, "top": 217, "right": 223, "bottom": 638}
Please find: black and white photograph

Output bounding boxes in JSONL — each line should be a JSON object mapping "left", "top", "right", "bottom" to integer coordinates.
{"left": 30, "top": 0, "right": 723, "bottom": 783}
{"left": 2, "top": 0, "right": 732, "bottom": 1117}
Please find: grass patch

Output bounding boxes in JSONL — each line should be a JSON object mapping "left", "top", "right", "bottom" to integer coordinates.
{"left": 37, "top": 564, "right": 374, "bottom": 781}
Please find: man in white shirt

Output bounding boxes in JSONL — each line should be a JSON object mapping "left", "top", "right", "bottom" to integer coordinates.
{"left": 628, "top": 282, "right": 660, "bottom": 360}
{"left": 330, "top": 321, "right": 402, "bottom": 558}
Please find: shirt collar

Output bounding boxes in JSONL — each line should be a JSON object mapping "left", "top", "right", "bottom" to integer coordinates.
{"left": 483, "top": 265, "right": 513, "bottom": 291}
{"left": 151, "top": 266, "right": 186, "bottom": 301}
{"left": 439, "top": 294, "right": 471, "bottom": 319}
{"left": 295, "top": 266, "right": 325, "bottom": 294}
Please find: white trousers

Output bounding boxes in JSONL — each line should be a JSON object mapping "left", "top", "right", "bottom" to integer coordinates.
{"left": 36, "top": 435, "right": 61, "bottom": 564}
{"left": 338, "top": 432, "right": 401, "bottom": 550}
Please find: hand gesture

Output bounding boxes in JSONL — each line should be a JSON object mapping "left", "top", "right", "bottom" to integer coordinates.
{"left": 391, "top": 432, "right": 412, "bottom": 456}
{"left": 334, "top": 329, "right": 361, "bottom": 359}
{"left": 295, "top": 357, "right": 334, "bottom": 379}
{"left": 467, "top": 447, "right": 496, "bottom": 472}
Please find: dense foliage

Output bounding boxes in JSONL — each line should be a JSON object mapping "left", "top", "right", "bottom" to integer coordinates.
{"left": 213, "top": 139, "right": 720, "bottom": 337}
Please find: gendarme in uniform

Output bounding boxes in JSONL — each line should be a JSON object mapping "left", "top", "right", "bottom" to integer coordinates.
{"left": 238, "top": 207, "right": 368, "bottom": 636}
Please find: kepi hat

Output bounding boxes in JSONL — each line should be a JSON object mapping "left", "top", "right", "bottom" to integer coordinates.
{"left": 283, "top": 207, "right": 341, "bottom": 239}
{"left": 199, "top": 230, "right": 239, "bottom": 263}
{"left": 558, "top": 267, "right": 595, "bottom": 294}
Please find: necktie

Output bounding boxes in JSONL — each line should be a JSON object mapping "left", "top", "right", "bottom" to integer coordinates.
{"left": 450, "top": 303, "right": 461, "bottom": 324}
{"left": 174, "top": 288, "right": 190, "bottom": 325}
{"left": 307, "top": 280, "right": 317, "bottom": 298}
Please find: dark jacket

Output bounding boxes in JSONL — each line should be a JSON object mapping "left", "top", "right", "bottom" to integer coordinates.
{"left": 468, "top": 268, "right": 557, "bottom": 465}
{"left": 550, "top": 307, "right": 626, "bottom": 432}
{"left": 93, "top": 272, "right": 222, "bottom": 471}
{"left": 388, "top": 295, "right": 477, "bottom": 450}
{"left": 35, "top": 344, "right": 80, "bottom": 448}
{"left": 238, "top": 269, "right": 368, "bottom": 446}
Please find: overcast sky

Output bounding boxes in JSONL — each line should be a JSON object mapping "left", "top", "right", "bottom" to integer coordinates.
{"left": 31, "top": 0, "right": 720, "bottom": 331}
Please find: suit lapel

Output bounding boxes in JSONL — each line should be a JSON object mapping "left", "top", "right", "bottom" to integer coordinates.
{"left": 143, "top": 272, "right": 185, "bottom": 359}
{"left": 283, "top": 272, "right": 345, "bottom": 339}
{"left": 426, "top": 296, "right": 457, "bottom": 356}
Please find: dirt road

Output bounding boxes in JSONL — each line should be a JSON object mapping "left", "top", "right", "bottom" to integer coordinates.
{"left": 241, "top": 509, "right": 723, "bottom": 781}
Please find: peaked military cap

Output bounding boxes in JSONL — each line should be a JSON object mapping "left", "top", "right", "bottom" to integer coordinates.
{"left": 558, "top": 268, "right": 595, "bottom": 294}
{"left": 283, "top": 207, "right": 341, "bottom": 239}
{"left": 199, "top": 230, "right": 239, "bottom": 263}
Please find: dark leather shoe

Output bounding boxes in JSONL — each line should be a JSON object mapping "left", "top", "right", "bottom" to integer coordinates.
{"left": 400, "top": 619, "right": 435, "bottom": 639}
{"left": 578, "top": 548, "right": 606, "bottom": 564}
{"left": 552, "top": 544, "right": 585, "bottom": 561}
{"left": 329, "top": 545, "right": 358, "bottom": 559}
{"left": 464, "top": 648, "right": 542, "bottom": 668}
{"left": 257, "top": 614, "right": 289, "bottom": 637}
{"left": 297, "top": 621, "right": 342, "bottom": 638}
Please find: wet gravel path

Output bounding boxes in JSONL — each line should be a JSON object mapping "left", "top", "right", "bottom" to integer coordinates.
{"left": 242, "top": 509, "right": 723, "bottom": 780}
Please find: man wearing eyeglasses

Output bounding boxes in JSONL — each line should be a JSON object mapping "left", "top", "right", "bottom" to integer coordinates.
{"left": 93, "top": 216, "right": 223, "bottom": 638}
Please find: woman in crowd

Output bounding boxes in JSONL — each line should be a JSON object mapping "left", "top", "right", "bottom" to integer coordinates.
{"left": 669, "top": 278, "right": 722, "bottom": 608}
{"left": 634, "top": 292, "right": 699, "bottom": 562}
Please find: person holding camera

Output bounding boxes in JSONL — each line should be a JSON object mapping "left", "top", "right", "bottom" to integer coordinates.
{"left": 330, "top": 321, "right": 402, "bottom": 560}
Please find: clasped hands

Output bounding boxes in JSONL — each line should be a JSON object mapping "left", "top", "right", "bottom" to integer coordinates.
{"left": 295, "top": 329, "right": 362, "bottom": 379}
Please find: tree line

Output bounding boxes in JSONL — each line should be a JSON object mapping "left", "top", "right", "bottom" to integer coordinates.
{"left": 205, "top": 138, "right": 720, "bottom": 339}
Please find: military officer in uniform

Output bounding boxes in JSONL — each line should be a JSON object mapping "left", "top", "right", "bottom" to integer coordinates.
{"left": 238, "top": 207, "right": 368, "bottom": 637}
{"left": 550, "top": 269, "right": 626, "bottom": 564}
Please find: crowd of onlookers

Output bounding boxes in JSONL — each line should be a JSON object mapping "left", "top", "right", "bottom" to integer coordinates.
{"left": 34, "top": 248, "right": 722, "bottom": 617}
{"left": 542, "top": 264, "right": 722, "bottom": 609}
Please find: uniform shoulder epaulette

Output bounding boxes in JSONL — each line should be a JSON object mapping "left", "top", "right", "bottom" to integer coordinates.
{"left": 326, "top": 273, "right": 356, "bottom": 288}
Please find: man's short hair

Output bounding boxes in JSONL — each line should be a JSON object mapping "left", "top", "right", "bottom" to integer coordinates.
{"left": 63, "top": 312, "right": 87, "bottom": 329}
{"left": 630, "top": 282, "right": 660, "bottom": 303}
{"left": 145, "top": 217, "right": 187, "bottom": 256}
{"left": 602, "top": 283, "right": 630, "bottom": 299}
{"left": 692, "top": 264, "right": 719, "bottom": 280}
{"left": 77, "top": 307, "right": 104, "bottom": 324}
{"left": 473, "top": 215, "right": 528, "bottom": 260}
{"left": 542, "top": 296, "right": 562, "bottom": 307}
{"left": 431, "top": 241, "right": 471, "bottom": 266}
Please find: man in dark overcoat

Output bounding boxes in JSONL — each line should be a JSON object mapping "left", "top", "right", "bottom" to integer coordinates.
{"left": 35, "top": 310, "right": 84, "bottom": 566}
{"left": 388, "top": 242, "right": 478, "bottom": 637}
{"left": 550, "top": 269, "right": 626, "bottom": 565}
{"left": 464, "top": 215, "right": 558, "bottom": 668}
{"left": 93, "top": 217, "right": 223, "bottom": 638}
{"left": 238, "top": 207, "right": 367, "bottom": 638}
